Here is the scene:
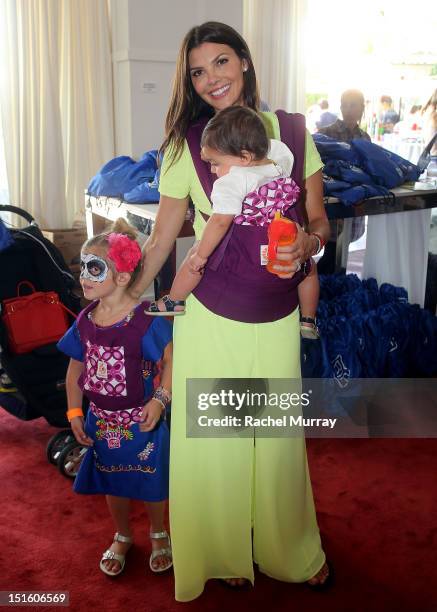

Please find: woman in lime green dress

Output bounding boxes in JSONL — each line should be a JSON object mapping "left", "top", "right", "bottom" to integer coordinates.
{"left": 132, "top": 22, "right": 331, "bottom": 601}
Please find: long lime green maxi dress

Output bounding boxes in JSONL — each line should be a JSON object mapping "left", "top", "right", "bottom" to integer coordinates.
{"left": 159, "top": 112, "right": 326, "bottom": 602}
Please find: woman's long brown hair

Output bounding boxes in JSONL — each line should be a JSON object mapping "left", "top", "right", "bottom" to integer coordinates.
{"left": 160, "top": 21, "right": 260, "bottom": 167}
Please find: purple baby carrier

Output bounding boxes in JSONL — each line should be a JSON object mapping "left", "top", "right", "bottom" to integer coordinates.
{"left": 76, "top": 301, "right": 153, "bottom": 411}
{"left": 186, "top": 110, "right": 309, "bottom": 323}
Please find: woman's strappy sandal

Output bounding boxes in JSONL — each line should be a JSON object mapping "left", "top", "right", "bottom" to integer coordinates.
{"left": 99, "top": 532, "right": 133, "bottom": 577}
{"left": 149, "top": 530, "right": 173, "bottom": 573}
{"left": 300, "top": 316, "right": 320, "bottom": 340}
{"left": 146, "top": 295, "right": 185, "bottom": 316}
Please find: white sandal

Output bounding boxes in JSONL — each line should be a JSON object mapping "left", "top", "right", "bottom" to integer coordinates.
{"left": 99, "top": 532, "right": 133, "bottom": 577}
{"left": 149, "top": 530, "right": 173, "bottom": 573}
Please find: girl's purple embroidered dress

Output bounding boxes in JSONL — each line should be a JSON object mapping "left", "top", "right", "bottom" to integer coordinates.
{"left": 57, "top": 301, "right": 172, "bottom": 502}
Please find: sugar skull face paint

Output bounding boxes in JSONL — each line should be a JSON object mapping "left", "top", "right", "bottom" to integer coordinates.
{"left": 80, "top": 253, "right": 110, "bottom": 283}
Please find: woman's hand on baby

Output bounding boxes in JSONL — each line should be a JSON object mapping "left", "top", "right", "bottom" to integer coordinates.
{"left": 189, "top": 252, "right": 208, "bottom": 273}
{"left": 274, "top": 225, "right": 313, "bottom": 279}
{"left": 139, "top": 399, "right": 163, "bottom": 432}
{"left": 70, "top": 417, "right": 94, "bottom": 447}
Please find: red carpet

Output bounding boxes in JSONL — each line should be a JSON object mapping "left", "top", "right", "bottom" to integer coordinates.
{"left": 1, "top": 407, "right": 437, "bottom": 612}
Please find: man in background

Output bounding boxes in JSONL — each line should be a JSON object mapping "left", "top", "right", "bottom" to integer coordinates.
{"left": 316, "top": 99, "right": 337, "bottom": 130}
{"left": 318, "top": 89, "right": 370, "bottom": 142}
{"left": 317, "top": 89, "right": 370, "bottom": 274}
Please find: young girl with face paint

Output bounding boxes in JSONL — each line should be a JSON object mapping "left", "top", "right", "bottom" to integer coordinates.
{"left": 57, "top": 218, "right": 173, "bottom": 577}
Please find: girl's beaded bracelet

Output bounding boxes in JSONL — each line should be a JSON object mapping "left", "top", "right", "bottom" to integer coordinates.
{"left": 152, "top": 386, "right": 172, "bottom": 411}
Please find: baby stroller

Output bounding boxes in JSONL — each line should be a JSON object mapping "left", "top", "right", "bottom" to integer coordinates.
{"left": 0, "top": 205, "right": 87, "bottom": 478}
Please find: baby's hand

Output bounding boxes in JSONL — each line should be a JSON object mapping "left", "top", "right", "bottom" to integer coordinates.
{"left": 139, "top": 399, "right": 163, "bottom": 432}
{"left": 189, "top": 252, "right": 208, "bottom": 273}
{"left": 70, "top": 417, "right": 93, "bottom": 446}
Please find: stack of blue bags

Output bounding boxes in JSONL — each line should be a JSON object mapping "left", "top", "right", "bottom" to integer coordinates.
{"left": 302, "top": 274, "right": 437, "bottom": 380}
{"left": 87, "top": 149, "right": 161, "bottom": 203}
{"left": 313, "top": 134, "right": 421, "bottom": 206}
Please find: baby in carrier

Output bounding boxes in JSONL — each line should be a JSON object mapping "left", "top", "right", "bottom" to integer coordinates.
{"left": 148, "top": 106, "right": 320, "bottom": 339}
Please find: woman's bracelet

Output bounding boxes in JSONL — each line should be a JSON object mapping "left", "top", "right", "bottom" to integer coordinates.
{"left": 308, "top": 232, "right": 326, "bottom": 256}
{"left": 152, "top": 386, "right": 172, "bottom": 411}
{"left": 67, "top": 407, "right": 84, "bottom": 422}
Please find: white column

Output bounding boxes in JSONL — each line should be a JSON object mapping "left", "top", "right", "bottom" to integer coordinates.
{"left": 110, "top": 0, "right": 243, "bottom": 157}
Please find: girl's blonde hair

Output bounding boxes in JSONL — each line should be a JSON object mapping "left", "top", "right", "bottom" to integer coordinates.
{"left": 82, "top": 218, "right": 142, "bottom": 287}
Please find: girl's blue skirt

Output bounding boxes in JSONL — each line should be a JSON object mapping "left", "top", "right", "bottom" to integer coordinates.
{"left": 74, "top": 406, "right": 169, "bottom": 502}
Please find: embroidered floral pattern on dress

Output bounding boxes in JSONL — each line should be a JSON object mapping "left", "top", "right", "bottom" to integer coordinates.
{"left": 83, "top": 341, "right": 127, "bottom": 396}
{"left": 90, "top": 402, "right": 144, "bottom": 449}
{"left": 234, "top": 177, "right": 300, "bottom": 227}
{"left": 138, "top": 442, "right": 155, "bottom": 461}
{"left": 93, "top": 452, "right": 156, "bottom": 474}
{"left": 95, "top": 421, "right": 133, "bottom": 448}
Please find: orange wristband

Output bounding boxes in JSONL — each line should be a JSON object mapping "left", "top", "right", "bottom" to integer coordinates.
{"left": 66, "top": 407, "right": 84, "bottom": 422}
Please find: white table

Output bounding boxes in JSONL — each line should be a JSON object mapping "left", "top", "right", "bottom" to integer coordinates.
{"left": 85, "top": 189, "right": 437, "bottom": 307}
{"left": 326, "top": 186, "right": 437, "bottom": 306}
{"left": 84, "top": 194, "right": 195, "bottom": 299}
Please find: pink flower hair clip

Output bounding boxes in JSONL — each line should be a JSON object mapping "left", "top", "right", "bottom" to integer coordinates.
{"left": 107, "top": 233, "right": 142, "bottom": 273}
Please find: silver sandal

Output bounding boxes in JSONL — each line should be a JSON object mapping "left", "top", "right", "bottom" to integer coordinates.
{"left": 149, "top": 530, "right": 173, "bottom": 573}
{"left": 99, "top": 532, "right": 133, "bottom": 577}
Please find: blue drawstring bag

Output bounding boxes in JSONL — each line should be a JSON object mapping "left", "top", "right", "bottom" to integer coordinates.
{"left": 335, "top": 291, "right": 363, "bottom": 318}
{"left": 348, "top": 314, "right": 369, "bottom": 376}
{"left": 313, "top": 134, "right": 360, "bottom": 164}
{"left": 329, "top": 185, "right": 367, "bottom": 206}
{"left": 323, "top": 176, "right": 351, "bottom": 196}
{"left": 351, "top": 139, "right": 411, "bottom": 188}
{"left": 361, "top": 301, "right": 411, "bottom": 378}
{"left": 361, "top": 311, "right": 391, "bottom": 377}
{"left": 320, "top": 317, "right": 364, "bottom": 416}
{"left": 344, "top": 274, "right": 363, "bottom": 293}
{"left": 323, "top": 315, "right": 363, "bottom": 381}
{"left": 139, "top": 149, "right": 159, "bottom": 167}
{"left": 383, "top": 149, "right": 421, "bottom": 183}
{"left": 319, "top": 273, "right": 356, "bottom": 301}
{"left": 300, "top": 337, "right": 331, "bottom": 379}
{"left": 324, "top": 160, "right": 375, "bottom": 185}
{"left": 379, "top": 282, "right": 408, "bottom": 304}
{"left": 87, "top": 150, "right": 158, "bottom": 198}
{"left": 124, "top": 167, "right": 161, "bottom": 203}
{"left": 379, "top": 302, "right": 410, "bottom": 378}
{"left": 315, "top": 274, "right": 437, "bottom": 380}
{"left": 88, "top": 156, "right": 138, "bottom": 197}
{"left": 407, "top": 306, "right": 437, "bottom": 376}
{"left": 361, "top": 183, "right": 390, "bottom": 199}
{"left": 362, "top": 277, "right": 379, "bottom": 296}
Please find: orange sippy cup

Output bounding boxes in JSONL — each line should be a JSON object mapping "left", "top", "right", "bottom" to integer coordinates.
{"left": 266, "top": 211, "right": 298, "bottom": 275}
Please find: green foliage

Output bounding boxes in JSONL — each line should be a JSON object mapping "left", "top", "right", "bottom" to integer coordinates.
{"left": 305, "top": 93, "right": 328, "bottom": 109}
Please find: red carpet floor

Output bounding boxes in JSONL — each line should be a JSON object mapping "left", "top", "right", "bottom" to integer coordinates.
{"left": 1, "top": 407, "right": 437, "bottom": 612}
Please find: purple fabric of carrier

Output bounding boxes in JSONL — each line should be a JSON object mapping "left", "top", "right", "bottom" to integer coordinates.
{"left": 186, "top": 111, "right": 307, "bottom": 323}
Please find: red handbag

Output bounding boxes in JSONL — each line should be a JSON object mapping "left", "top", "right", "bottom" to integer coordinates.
{"left": 1, "top": 281, "right": 77, "bottom": 354}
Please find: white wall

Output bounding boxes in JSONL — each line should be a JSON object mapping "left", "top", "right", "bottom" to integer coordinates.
{"left": 111, "top": 0, "right": 243, "bottom": 158}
